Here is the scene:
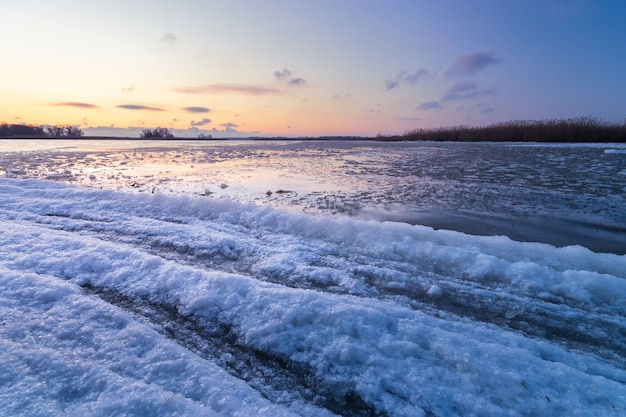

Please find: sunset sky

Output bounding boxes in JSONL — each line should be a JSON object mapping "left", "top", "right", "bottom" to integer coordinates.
{"left": 1, "top": 0, "right": 625, "bottom": 138}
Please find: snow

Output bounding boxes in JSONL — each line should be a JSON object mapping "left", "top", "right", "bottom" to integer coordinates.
{"left": 1, "top": 177, "right": 625, "bottom": 416}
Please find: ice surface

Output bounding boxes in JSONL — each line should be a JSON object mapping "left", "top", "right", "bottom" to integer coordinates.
{"left": 2, "top": 140, "right": 625, "bottom": 253}
{"left": 1, "top": 177, "right": 625, "bottom": 416}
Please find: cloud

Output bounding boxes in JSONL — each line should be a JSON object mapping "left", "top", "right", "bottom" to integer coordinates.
{"left": 274, "top": 68, "right": 306, "bottom": 86}
{"left": 122, "top": 84, "right": 136, "bottom": 93}
{"left": 467, "top": 103, "right": 496, "bottom": 114}
{"left": 403, "top": 68, "right": 430, "bottom": 82}
{"left": 117, "top": 104, "right": 166, "bottom": 111}
{"left": 220, "top": 122, "right": 239, "bottom": 131}
{"left": 385, "top": 68, "right": 431, "bottom": 91}
{"left": 174, "top": 84, "right": 283, "bottom": 96}
{"left": 445, "top": 51, "right": 501, "bottom": 77}
{"left": 161, "top": 33, "right": 177, "bottom": 43}
{"left": 441, "top": 82, "right": 496, "bottom": 101}
{"left": 332, "top": 93, "right": 352, "bottom": 101}
{"left": 190, "top": 118, "right": 211, "bottom": 127}
{"left": 384, "top": 79, "right": 400, "bottom": 91}
{"left": 416, "top": 101, "right": 442, "bottom": 111}
{"left": 450, "top": 81, "right": 478, "bottom": 92}
{"left": 53, "top": 102, "right": 99, "bottom": 109}
{"left": 274, "top": 68, "right": 292, "bottom": 80}
{"left": 183, "top": 106, "right": 211, "bottom": 113}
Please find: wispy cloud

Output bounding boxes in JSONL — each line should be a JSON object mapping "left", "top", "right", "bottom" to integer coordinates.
{"left": 385, "top": 68, "right": 431, "bottom": 91}
{"left": 274, "top": 68, "right": 291, "bottom": 81}
{"left": 183, "top": 106, "right": 211, "bottom": 113}
{"left": 176, "top": 69, "right": 303, "bottom": 97}
{"left": 161, "top": 33, "right": 177, "bottom": 43}
{"left": 332, "top": 93, "right": 352, "bottom": 101}
{"left": 441, "top": 82, "right": 496, "bottom": 101}
{"left": 221, "top": 122, "right": 239, "bottom": 131}
{"left": 467, "top": 103, "right": 495, "bottom": 114}
{"left": 174, "top": 84, "right": 283, "bottom": 96}
{"left": 122, "top": 84, "right": 136, "bottom": 93}
{"left": 416, "top": 100, "right": 442, "bottom": 111}
{"left": 190, "top": 118, "right": 211, "bottom": 127}
{"left": 53, "top": 102, "right": 99, "bottom": 109}
{"left": 445, "top": 51, "right": 501, "bottom": 77}
{"left": 274, "top": 68, "right": 306, "bottom": 86}
{"left": 117, "top": 104, "right": 166, "bottom": 111}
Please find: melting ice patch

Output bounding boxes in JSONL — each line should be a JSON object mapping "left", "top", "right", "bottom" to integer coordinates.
{"left": 1, "top": 178, "right": 625, "bottom": 417}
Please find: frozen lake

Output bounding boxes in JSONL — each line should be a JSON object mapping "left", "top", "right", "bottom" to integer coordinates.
{"left": 2, "top": 139, "right": 625, "bottom": 253}
{"left": 1, "top": 139, "right": 625, "bottom": 416}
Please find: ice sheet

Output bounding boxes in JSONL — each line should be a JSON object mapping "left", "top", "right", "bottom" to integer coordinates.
{"left": 2, "top": 140, "right": 625, "bottom": 253}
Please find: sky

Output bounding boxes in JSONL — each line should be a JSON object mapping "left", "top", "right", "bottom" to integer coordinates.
{"left": 1, "top": 0, "right": 625, "bottom": 138}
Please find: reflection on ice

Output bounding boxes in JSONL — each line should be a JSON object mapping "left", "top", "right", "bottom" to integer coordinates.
{"left": 1, "top": 139, "right": 625, "bottom": 253}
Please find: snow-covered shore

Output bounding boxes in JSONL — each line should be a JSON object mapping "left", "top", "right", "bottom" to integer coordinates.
{"left": 1, "top": 178, "right": 624, "bottom": 416}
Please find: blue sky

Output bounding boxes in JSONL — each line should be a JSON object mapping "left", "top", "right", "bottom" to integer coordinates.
{"left": 1, "top": 0, "right": 624, "bottom": 137}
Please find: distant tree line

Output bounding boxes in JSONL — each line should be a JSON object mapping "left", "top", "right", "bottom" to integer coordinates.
{"left": 379, "top": 117, "right": 626, "bottom": 143}
{"left": 0, "top": 123, "right": 84, "bottom": 138}
{"left": 1, "top": 123, "right": 181, "bottom": 139}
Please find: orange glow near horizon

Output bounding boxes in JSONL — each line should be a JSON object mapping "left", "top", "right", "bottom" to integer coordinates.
{"left": 1, "top": 97, "right": 379, "bottom": 137}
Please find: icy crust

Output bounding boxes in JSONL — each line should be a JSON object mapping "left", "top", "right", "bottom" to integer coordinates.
{"left": 0, "top": 267, "right": 302, "bottom": 417}
{"left": 2, "top": 141, "right": 625, "bottom": 252}
{"left": 1, "top": 179, "right": 625, "bottom": 417}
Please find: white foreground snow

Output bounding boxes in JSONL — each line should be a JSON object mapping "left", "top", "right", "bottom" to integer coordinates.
{"left": 1, "top": 178, "right": 625, "bottom": 416}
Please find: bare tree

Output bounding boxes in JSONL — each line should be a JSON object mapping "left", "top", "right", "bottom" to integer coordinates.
{"left": 44, "top": 125, "right": 65, "bottom": 137}
{"left": 43, "top": 124, "right": 83, "bottom": 137}
{"left": 64, "top": 125, "right": 84, "bottom": 137}
{"left": 140, "top": 127, "right": 175, "bottom": 139}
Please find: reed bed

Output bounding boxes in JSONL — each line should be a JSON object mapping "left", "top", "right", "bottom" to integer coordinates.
{"left": 381, "top": 117, "right": 626, "bottom": 142}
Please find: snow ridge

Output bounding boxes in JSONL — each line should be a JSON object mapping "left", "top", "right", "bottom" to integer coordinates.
{"left": 1, "top": 179, "right": 625, "bottom": 416}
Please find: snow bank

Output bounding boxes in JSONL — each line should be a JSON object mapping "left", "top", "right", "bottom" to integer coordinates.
{"left": 1, "top": 178, "right": 625, "bottom": 416}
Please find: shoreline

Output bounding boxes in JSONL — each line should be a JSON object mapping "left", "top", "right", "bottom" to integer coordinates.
{"left": 3, "top": 136, "right": 626, "bottom": 143}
